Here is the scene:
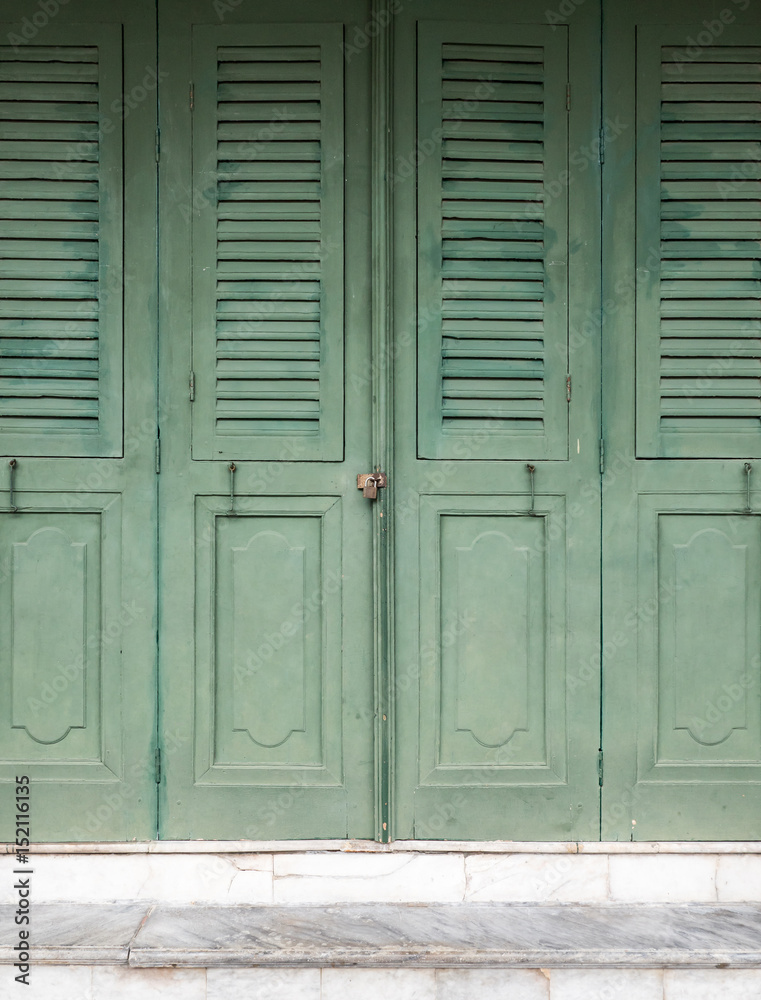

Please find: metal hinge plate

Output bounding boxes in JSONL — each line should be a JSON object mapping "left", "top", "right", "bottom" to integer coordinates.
{"left": 598, "top": 750, "right": 604, "bottom": 786}
{"left": 155, "top": 747, "right": 161, "bottom": 784}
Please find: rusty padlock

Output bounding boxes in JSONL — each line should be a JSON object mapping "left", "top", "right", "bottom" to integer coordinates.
{"left": 363, "top": 474, "right": 378, "bottom": 499}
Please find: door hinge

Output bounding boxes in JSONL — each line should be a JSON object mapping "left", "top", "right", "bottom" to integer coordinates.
{"left": 566, "top": 83, "right": 571, "bottom": 112}
{"left": 599, "top": 438, "right": 605, "bottom": 474}
{"left": 155, "top": 433, "right": 161, "bottom": 475}
{"left": 598, "top": 125, "right": 605, "bottom": 164}
{"left": 189, "top": 371, "right": 195, "bottom": 402}
{"left": 155, "top": 125, "right": 160, "bottom": 163}
{"left": 154, "top": 747, "right": 161, "bottom": 784}
{"left": 566, "top": 373, "right": 571, "bottom": 403}
{"left": 597, "top": 750, "right": 604, "bottom": 787}
{"left": 189, "top": 82, "right": 194, "bottom": 111}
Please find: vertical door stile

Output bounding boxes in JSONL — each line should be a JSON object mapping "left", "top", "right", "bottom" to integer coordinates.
{"left": 370, "top": 0, "right": 395, "bottom": 843}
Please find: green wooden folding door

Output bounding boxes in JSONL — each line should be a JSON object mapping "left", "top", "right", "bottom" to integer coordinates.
{"left": 391, "top": 2, "right": 603, "bottom": 840}
{"left": 1, "top": 0, "right": 760, "bottom": 843}
{"left": 0, "top": 0, "right": 159, "bottom": 840}
{"left": 156, "top": 0, "right": 377, "bottom": 839}
{"left": 601, "top": 0, "right": 761, "bottom": 840}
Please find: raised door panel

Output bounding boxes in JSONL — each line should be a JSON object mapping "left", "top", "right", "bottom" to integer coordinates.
{"left": 650, "top": 511, "right": 761, "bottom": 767}
{"left": 0, "top": 506, "right": 111, "bottom": 767}
{"left": 417, "top": 497, "right": 568, "bottom": 803}
{"left": 194, "top": 496, "right": 343, "bottom": 792}
{"left": 0, "top": 495, "right": 155, "bottom": 841}
{"left": 624, "top": 496, "right": 761, "bottom": 838}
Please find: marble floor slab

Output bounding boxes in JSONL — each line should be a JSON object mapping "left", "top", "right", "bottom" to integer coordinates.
{"left": 129, "top": 903, "right": 761, "bottom": 968}
{"left": 0, "top": 903, "right": 149, "bottom": 964}
{"left": 3, "top": 903, "right": 761, "bottom": 969}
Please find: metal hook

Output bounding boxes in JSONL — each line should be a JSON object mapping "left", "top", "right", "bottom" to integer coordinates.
{"left": 227, "top": 462, "right": 237, "bottom": 516}
{"left": 526, "top": 463, "right": 537, "bottom": 516}
{"left": 8, "top": 459, "right": 17, "bottom": 513}
{"left": 745, "top": 462, "right": 752, "bottom": 515}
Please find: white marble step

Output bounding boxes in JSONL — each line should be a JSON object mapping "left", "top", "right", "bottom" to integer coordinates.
{"left": 2, "top": 903, "right": 760, "bottom": 968}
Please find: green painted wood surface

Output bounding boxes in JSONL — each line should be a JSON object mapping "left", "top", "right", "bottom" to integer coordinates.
{"left": 602, "top": 0, "right": 761, "bottom": 842}
{"left": 416, "top": 21, "right": 570, "bottom": 461}
{"left": 0, "top": 24, "right": 123, "bottom": 457}
{"left": 157, "top": 0, "right": 376, "bottom": 840}
{"left": 191, "top": 24, "right": 345, "bottom": 461}
{"left": 635, "top": 22, "right": 761, "bottom": 460}
{"left": 392, "top": 0, "right": 602, "bottom": 841}
{"left": 4, "top": 0, "right": 760, "bottom": 845}
{"left": 0, "top": 0, "right": 159, "bottom": 842}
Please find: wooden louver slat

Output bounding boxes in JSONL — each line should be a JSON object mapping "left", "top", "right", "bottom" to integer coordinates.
{"left": 192, "top": 26, "right": 344, "bottom": 460}
{"left": 0, "top": 33, "right": 122, "bottom": 456}
{"left": 417, "top": 25, "right": 569, "bottom": 461}
{"left": 638, "top": 36, "right": 761, "bottom": 457}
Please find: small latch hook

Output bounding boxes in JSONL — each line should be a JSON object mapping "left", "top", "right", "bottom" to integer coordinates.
{"left": 745, "top": 462, "right": 752, "bottom": 515}
{"left": 227, "top": 462, "right": 237, "bottom": 516}
{"left": 9, "top": 459, "right": 17, "bottom": 513}
{"left": 526, "top": 463, "right": 537, "bottom": 516}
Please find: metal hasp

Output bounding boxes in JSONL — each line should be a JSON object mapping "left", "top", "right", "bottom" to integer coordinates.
{"left": 526, "top": 463, "right": 537, "bottom": 515}
{"left": 227, "top": 462, "right": 237, "bottom": 516}
{"left": 357, "top": 472, "right": 388, "bottom": 500}
{"left": 8, "top": 459, "right": 17, "bottom": 513}
{"left": 745, "top": 462, "right": 753, "bottom": 515}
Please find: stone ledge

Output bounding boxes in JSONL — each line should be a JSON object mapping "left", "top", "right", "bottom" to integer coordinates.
{"left": 4, "top": 840, "right": 761, "bottom": 854}
{"left": 0, "top": 903, "right": 149, "bottom": 965}
{"left": 2, "top": 903, "right": 761, "bottom": 968}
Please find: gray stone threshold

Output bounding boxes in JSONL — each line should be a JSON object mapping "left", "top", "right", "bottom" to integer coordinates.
{"left": 2, "top": 903, "right": 761, "bottom": 968}
{"left": 4, "top": 839, "right": 761, "bottom": 854}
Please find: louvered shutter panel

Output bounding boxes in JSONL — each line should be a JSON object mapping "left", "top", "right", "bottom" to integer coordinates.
{"left": 192, "top": 24, "right": 344, "bottom": 461}
{"left": 0, "top": 28, "right": 123, "bottom": 457}
{"left": 637, "top": 30, "right": 761, "bottom": 458}
{"left": 417, "top": 23, "right": 569, "bottom": 461}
